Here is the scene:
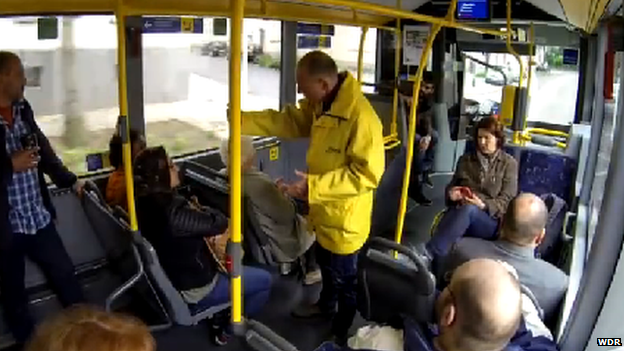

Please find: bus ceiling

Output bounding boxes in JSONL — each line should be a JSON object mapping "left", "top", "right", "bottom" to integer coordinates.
{"left": 0, "top": 0, "right": 619, "bottom": 34}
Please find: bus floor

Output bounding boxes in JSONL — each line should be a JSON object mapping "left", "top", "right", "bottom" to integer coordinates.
{"left": 153, "top": 174, "right": 451, "bottom": 351}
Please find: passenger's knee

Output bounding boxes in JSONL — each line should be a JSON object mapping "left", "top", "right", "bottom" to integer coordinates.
{"left": 461, "top": 204, "right": 482, "bottom": 215}
{"left": 244, "top": 267, "right": 273, "bottom": 293}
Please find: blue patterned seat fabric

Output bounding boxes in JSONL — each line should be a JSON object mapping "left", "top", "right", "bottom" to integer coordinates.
{"left": 464, "top": 140, "right": 577, "bottom": 203}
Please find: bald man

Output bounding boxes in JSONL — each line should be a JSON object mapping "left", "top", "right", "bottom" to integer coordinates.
{"left": 433, "top": 259, "right": 522, "bottom": 351}
{"left": 442, "top": 193, "right": 569, "bottom": 324}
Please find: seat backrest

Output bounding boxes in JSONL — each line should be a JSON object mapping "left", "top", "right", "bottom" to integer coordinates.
{"left": 463, "top": 140, "right": 576, "bottom": 203}
{"left": 133, "top": 234, "right": 194, "bottom": 326}
{"left": 182, "top": 161, "right": 275, "bottom": 266}
{"left": 358, "top": 237, "right": 436, "bottom": 325}
{"left": 82, "top": 188, "right": 133, "bottom": 264}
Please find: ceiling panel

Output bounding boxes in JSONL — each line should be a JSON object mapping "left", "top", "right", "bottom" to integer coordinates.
{"left": 523, "top": 0, "right": 567, "bottom": 22}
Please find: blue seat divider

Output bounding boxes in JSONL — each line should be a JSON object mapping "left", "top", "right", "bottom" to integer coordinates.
{"left": 463, "top": 140, "right": 576, "bottom": 204}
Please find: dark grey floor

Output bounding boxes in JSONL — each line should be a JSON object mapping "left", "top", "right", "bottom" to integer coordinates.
{"left": 154, "top": 174, "right": 452, "bottom": 351}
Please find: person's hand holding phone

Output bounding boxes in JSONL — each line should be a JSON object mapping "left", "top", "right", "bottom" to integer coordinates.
{"left": 11, "top": 148, "right": 40, "bottom": 172}
{"left": 463, "top": 193, "right": 486, "bottom": 210}
{"left": 419, "top": 135, "right": 431, "bottom": 151}
{"left": 448, "top": 186, "right": 463, "bottom": 201}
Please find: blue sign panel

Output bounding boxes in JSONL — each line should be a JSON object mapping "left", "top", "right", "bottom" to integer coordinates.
{"left": 296, "top": 23, "right": 335, "bottom": 36}
{"left": 563, "top": 49, "right": 579, "bottom": 66}
{"left": 456, "top": 0, "right": 490, "bottom": 20}
{"left": 142, "top": 17, "right": 203, "bottom": 34}
{"left": 297, "top": 35, "right": 332, "bottom": 49}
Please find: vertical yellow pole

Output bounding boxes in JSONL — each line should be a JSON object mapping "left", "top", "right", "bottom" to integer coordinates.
{"left": 357, "top": 26, "right": 368, "bottom": 82}
{"left": 524, "top": 22, "right": 534, "bottom": 136}
{"left": 394, "top": 0, "right": 458, "bottom": 245}
{"left": 229, "top": 0, "right": 245, "bottom": 327}
{"left": 506, "top": 0, "right": 523, "bottom": 145}
{"left": 115, "top": 2, "right": 138, "bottom": 232}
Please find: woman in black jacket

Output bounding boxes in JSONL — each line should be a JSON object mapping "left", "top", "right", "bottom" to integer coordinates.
{"left": 133, "top": 147, "right": 272, "bottom": 345}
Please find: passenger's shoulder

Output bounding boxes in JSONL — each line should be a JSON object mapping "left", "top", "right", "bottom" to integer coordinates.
{"left": 500, "top": 151, "right": 518, "bottom": 164}
{"left": 536, "top": 258, "right": 569, "bottom": 284}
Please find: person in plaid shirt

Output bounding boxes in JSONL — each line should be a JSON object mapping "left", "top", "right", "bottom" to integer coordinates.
{"left": 0, "top": 51, "right": 85, "bottom": 344}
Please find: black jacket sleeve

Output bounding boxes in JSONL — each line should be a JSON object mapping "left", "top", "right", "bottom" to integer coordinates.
{"left": 22, "top": 101, "right": 77, "bottom": 188}
{"left": 167, "top": 197, "right": 229, "bottom": 238}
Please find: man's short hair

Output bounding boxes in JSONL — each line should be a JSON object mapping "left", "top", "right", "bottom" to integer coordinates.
{"left": 502, "top": 193, "right": 549, "bottom": 245}
{"left": 451, "top": 260, "right": 522, "bottom": 351}
{"left": 298, "top": 50, "right": 338, "bottom": 77}
{"left": 422, "top": 71, "right": 434, "bottom": 84}
{"left": 219, "top": 135, "right": 256, "bottom": 168}
{"left": 0, "top": 51, "right": 19, "bottom": 75}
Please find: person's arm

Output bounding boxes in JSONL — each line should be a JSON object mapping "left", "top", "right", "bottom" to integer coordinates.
{"left": 248, "top": 177, "right": 298, "bottom": 224}
{"left": 308, "top": 115, "right": 385, "bottom": 204}
{"left": 25, "top": 102, "right": 77, "bottom": 188}
{"left": 241, "top": 101, "right": 314, "bottom": 138}
{"left": 444, "top": 156, "right": 468, "bottom": 206}
{"left": 168, "top": 197, "right": 229, "bottom": 238}
{"left": 482, "top": 157, "right": 518, "bottom": 217}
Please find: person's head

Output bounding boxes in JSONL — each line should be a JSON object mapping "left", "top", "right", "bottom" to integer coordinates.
{"left": 108, "top": 129, "right": 147, "bottom": 170}
{"left": 435, "top": 259, "right": 522, "bottom": 351}
{"left": 296, "top": 50, "right": 339, "bottom": 104}
{"left": 0, "top": 51, "right": 26, "bottom": 105}
{"left": 134, "top": 146, "right": 179, "bottom": 195}
{"left": 26, "top": 305, "right": 155, "bottom": 351}
{"left": 219, "top": 135, "right": 256, "bottom": 172}
{"left": 500, "top": 193, "right": 549, "bottom": 247}
{"left": 420, "top": 71, "right": 435, "bottom": 99}
{"left": 474, "top": 117, "right": 505, "bottom": 155}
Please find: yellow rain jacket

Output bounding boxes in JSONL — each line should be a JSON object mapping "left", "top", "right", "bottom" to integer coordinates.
{"left": 241, "top": 72, "right": 385, "bottom": 254}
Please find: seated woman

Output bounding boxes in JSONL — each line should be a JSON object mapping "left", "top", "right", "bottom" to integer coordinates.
{"left": 133, "top": 146, "right": 273, "bottom": 345}
{"left": 219, "top": 136, "right": 321, "bottom": 285}
{"left": 105, "top": 129, "right": 146, "bottom": 210}
{"left": 427, "top": 117, "right": 518, "bottom": 260}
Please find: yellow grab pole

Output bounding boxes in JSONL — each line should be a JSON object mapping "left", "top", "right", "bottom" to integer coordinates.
{"left": 394, "top": 0, "right": 458, "bottom": 245}
{"left": 305, "top": 0, "right": 506, "bottom": 37}
{"left": 229, "top": 0, "right": 245, "bottom": 327}
{"left": 390, "top": 0, "right": 401, "bottom": 142}
{"left": 357, "top": 26, "right": 368, "bottom": 82}
{"left": 115, "top": 2, "right": 138, "bottom": 232}
{"left": 524, "top": 22, "right": 534, "bottom": 135}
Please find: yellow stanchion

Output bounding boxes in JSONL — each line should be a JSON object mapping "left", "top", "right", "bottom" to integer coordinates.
{"left": 229, "top": 0, "right": 245, "bottom": 327}
{"left": 115, "top": 0, "right": 138, "bottom": 233}
{"left": 393, "top": 0, "right": 458, "bottom": 246}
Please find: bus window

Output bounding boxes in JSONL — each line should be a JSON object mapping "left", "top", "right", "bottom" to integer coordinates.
{"left": 295, "top": 24, "right": 378, "bottom": 102}
{"left": 588, "top": 52, "right": 622, "bottom": 250}
{"left": 0, "top": 15, "right": 119, "bottom": 174}
{"left": 142, "top": 17, "right": 281, "bottom": 157}
{"left": 462, "top": 46, "right": 579, "bottom": 126}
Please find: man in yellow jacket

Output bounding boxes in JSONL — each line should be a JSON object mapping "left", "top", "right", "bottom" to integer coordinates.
{"left": 240, "top": 50, "right": 385, "bottom": 342}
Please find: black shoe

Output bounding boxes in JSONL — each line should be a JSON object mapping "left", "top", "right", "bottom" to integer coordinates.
{"left": 414, "top": 193, "right": 432, "bottom": 206}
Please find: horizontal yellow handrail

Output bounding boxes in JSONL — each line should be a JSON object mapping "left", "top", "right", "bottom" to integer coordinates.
{"left": 520, "top": 133, "right": 566, "bottom": 149}
{"left": 384, "top": 139, "right": 401, "bottom": 150}
{"left": 305, "top": 0, "right": 507, "bottom": 36}
{"left": 525, "top": 128, "right": 569, "bottom": 138}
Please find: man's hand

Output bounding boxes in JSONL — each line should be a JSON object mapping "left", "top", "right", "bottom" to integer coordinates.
{"left": 463, "top": 194, "right": 486, "bottom": 210}
{"left": 72, "top": 179, "right": 85, "bottom": 197}
{"left": 289, "top": 170, "right": 308, "bottom": 200}
{"left": 275, "top": 178, "right": 289, "bottom": 194}
{"left": 11, "top": 148, "right": 39, "bottom": 173}
{"left": 419, "top": 136, "right": 431, "bottom": 151}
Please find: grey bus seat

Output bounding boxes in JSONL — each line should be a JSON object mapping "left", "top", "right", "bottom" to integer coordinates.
{"left": 357, "top": 237, "right": 436, "bottom": 326}
{"left": 133, "top": 235, "right": 230, "bottom": 325}
{"left": 81, "top": 184, "right": 172, "bottom": 331}
{"left": 181, "top": 161, "right": 275, "bottom": 266}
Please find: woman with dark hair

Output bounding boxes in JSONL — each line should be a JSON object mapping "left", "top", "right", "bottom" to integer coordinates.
{"left": 133, "top": 147, "right": 272, "bottom": 346}
{"left": 426, "top": 117, "right": 518, "bottom": 260}
{"left": 105, "top": 129, "right": 146, "bottom": 210}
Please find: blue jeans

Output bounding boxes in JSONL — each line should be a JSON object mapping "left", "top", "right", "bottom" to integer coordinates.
{"left": 192, "top": 266, "right": 272, "bottom": 318}
{"left": 317, "top": 245, "right": 358, "bottom": 338}
{"left": 427, "top": 204, "right": 499, "bottom": 258}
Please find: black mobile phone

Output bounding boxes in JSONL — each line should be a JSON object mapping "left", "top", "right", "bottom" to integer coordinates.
{"left": 20, "top": 133, "right": 38, "bottom": 149}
